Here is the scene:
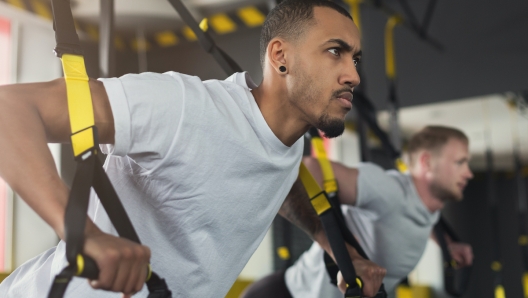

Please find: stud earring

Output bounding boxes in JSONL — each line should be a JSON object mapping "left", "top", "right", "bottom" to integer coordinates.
{"left": 279, "top": 66, "right": 287, "bottom": 72}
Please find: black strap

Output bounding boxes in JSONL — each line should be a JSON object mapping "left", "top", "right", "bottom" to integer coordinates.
{"left": 353, "top": 92, "right": 400, "bottom": 160}
{"left": 165, "top": 0, "right": 242, "bottom": 75}
{"left": 50, "top": 0, "right": 82, "bottom": 57}
{"left": 433, "top": 217, "right": 471, "bottom": 297}
{"left": 48, "top": 0, "right": 172, "bottom": 295}
{"left": 306, "top": 130, "right": 386, "bottom": 298}
{"left": 48, "top": 147, "right": 172, "bottom": 298}
{"left": 486, "top": 149, "right": 505, "bottom": 296}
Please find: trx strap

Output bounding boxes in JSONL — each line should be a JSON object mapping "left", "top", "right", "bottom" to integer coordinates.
{"left": 48, "top": 1, "right": 171, "bottom": 297}
{"left": 302, "top": 129, "right": 387, "bottom": 298}
{"left": 385, "top": 15, "right": 471, "bottom": 294}
{"left": 482, "top": 99, "right": 506, "bottom": 298}
{"left": 486, "top": 149, "right": 506, "bottom": 298}
{"left": 508, "top": 100, "right": 528, "bottom": 297}
{"left": 384, "top": 14, "right": 406, "bottom": 172}
{"left": 515, "top": 151, "right": 528, "bottom": 298}
{"left": 433, "top": 217, "right": 472, "bottom": 297}
{"left": 166, "top": 0, "right": 242, "bottom": 75}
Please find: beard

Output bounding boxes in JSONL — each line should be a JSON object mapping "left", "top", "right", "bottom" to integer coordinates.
{"left": 316, "top": 112, "right": 345, "bottom": 138}
{"left": 430, "top": 180, "right": 462, "bottom": 202}
{"left": 288, "top": 62, "right": 347, "bottom": 138}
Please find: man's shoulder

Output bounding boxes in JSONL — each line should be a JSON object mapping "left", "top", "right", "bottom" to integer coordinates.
{"left": 106, "top": 71, "right": 207, "bottom": 87}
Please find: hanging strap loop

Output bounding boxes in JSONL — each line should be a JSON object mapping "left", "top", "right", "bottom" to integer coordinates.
{"left": 48, "top": 0, "right": 171, "bottom": 297}
{"left": 301, "top": 130, "right": 387, "bottom": 298}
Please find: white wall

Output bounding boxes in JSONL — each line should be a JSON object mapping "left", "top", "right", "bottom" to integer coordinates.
{"left": 409, "top": 239, "right": 448, "bottom": 298}
{"left": 0, "top": 2, "right": 62, "bottom": 269}
{"left": 239, "top": 229, "right": 274, "bottom": 280}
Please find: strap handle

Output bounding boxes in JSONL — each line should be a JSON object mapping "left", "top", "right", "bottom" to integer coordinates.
{"left": 433, "top": 217, "right": 472, "bottom": 297}
{"left": 305, "top": 130, "right": 386, "bottom": 297}
{"left": 48, "top": 0, "right": 171, "bottom": 297}
{"left": 299, "top": 163, "right": 361, "bottom": 295}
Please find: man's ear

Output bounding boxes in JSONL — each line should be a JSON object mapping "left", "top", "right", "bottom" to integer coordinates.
{"left": 266, "top": 38, "right": 288, "bottom": 74}
{"left": 420, "top": 150, "right": 433, "bottom": 175}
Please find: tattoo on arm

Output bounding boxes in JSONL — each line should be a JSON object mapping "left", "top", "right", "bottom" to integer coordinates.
{"left": 278, "top": 179, "right": 322, "bottom": 239}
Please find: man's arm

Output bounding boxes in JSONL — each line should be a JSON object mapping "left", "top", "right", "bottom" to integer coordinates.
{"left": 430, "top": 232, "right": 473, "bottom": 267}
{"left": 302, "top": 156, "right": 359, "bottom": 206}
{"left": 279, "top": 178, "right": 385, "bottom": 296}
{"left": 0, "top": 79, "right": 148, "bottom": 296}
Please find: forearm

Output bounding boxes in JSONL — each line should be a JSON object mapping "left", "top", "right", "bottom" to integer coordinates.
{"left": 0, "top": 82, "right": 100, "bottom": 239}
{"left": 279, "top": 179, "right": 323, "bottom": 240}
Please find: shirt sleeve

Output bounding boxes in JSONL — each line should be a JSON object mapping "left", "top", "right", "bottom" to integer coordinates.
{"left": 355, "top": 163, "right": 404, "bottom": 217}
{"left": 98, "top": 72, "right": 185, "bottom": 170}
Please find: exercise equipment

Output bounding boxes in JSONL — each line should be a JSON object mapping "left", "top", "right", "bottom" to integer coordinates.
{"left": 384, "top": 12, "right": 471, "bottom": 296}
{"left": 433, "top": 217, "right": 472, "bottom": 297}
{"left": 302, "top": 128, "right": 387, "bottom": 298}
{"left": 507, "top": 100, "right": 528, "bottom": 297}
{"left": 482, "top": 100, "right": 506, "bottom": 298}
{"left": 47, "top": 0, "right": 171, "bottom": 297}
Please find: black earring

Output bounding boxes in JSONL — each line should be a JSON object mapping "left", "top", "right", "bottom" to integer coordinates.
{"left": 279, "top": 66, "right": 287, "bottom": 73}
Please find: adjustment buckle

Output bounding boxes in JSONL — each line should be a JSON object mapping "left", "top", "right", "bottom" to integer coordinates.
{"left": 54, "top": 43, "right": 84, "bottom": 58}
{"left": 70, "top": 126, "right": 99, "bottom": 161}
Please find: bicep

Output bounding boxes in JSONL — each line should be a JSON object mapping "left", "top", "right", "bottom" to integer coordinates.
{"left": 332, "top": 161, "right": 358, "bottom": 206}
{"left": 35, "top": 78, "right": 114, "bottom": 144}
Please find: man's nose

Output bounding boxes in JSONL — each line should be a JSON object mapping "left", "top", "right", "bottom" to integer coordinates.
{"left": 340, "top": 61, "right": 360, "bottom": 88}
{"left": 466, "top": 166, "right": 474, "bottom": 180}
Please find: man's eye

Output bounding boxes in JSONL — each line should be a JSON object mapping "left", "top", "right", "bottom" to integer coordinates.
{"left": 328, "top": 48, "right": 340, "bottom": 56}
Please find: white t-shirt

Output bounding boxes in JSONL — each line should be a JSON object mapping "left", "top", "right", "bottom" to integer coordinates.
{"left": 0, "top": 72, "right": 304, "bottom": 297}
{"left": 285, "top": 163, "right": 439, "bottom": 298}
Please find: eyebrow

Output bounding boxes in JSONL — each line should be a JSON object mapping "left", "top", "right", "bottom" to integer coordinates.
{"left": 325, "top": 39, "right": 362, "bottom": 57}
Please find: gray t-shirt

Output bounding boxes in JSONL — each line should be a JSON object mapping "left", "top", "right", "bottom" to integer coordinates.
{"left": 285, "top": 163, "right": 439, "bottom": 298}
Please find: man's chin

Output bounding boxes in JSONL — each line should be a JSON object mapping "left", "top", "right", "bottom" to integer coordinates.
{"left": 317, "top": 118, "right": 345, "bottom": 139}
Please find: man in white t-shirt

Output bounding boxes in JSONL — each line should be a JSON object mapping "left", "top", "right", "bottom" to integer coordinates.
{"left": 241, "top": 126, "right": 474, "bottom": 298}
{"left": 0, "top": 0, "right": 387, "bottom": 297}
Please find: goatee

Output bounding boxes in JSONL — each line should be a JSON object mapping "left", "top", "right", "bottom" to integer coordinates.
{"left": 317, "top": 113, "right": 345, "bottom": 138}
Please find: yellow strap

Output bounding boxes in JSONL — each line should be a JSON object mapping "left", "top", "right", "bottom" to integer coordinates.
{"left": 495, "top": 284, "right": 505, "bottom": 298}
{"left": 395, "top": 158, "right": 408, "bottom": 173}
{"left": 311, "top": 137, "right": 338, "bottom": 194}
{"left": 396, "top": 285, "right": 413, "bottom": 298}
{"left": 299, "top": 163, "right": 331, "bottom": 215}
{"left": 311, "top": 136, "right": 328, "bottom": 159}
{"left": 523, "top": 272, "right": 528, "bottom": 298}
{"left": 384, "top": 15, "right": 403, "bottom": 80}
{"left": 344, "top": 0, "right": 362, "bottom": 34}
{"left": 316, "top": 156, "right": 338, "bottom": 194}
{"left": 61, "top": 54, "right": 95, "bottom": 157}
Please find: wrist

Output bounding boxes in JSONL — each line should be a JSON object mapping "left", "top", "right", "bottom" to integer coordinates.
{"left": 314, "top": 229, "right": 331, "bottom": 253}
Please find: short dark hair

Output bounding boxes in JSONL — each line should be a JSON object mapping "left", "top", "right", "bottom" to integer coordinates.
{"left": 260, "top": 0, "right": 353, "bottom": 68}
{"left": 407, "top": 125, "right": 469, "bottom": 165}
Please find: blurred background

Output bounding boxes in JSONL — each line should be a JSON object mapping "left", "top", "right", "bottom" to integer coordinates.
{"left": 0, "top": 0, "right": 527, "bottom": 297}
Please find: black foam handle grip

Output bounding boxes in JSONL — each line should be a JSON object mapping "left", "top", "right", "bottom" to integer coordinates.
{"left": 78, "top": 254, "right": 99, "bottom": 279}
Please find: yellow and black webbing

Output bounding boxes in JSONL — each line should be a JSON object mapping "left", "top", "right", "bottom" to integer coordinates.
{"left": 48, "top": 0, "right": 170, "bottom": 297}
{"left": 301, "top": 129, "right": 387, "bottom": 298}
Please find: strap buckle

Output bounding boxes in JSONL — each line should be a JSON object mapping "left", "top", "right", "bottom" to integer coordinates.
{"left": 70, "top": 126, "right": 99, "bottom": 161}
{"left": 54, "top": 43, "right": 84, "bottom": 58}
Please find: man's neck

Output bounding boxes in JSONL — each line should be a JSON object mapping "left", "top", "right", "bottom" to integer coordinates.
{"left": 412, "top": 175, "right": 444, "bottom": 213}
{"left": 251, "top": 78, "right": 311, "bottom": 147}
